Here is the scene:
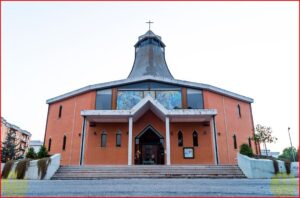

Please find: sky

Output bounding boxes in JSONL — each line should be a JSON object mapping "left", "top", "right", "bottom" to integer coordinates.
{"left": 2, "top": 1, "right": 299, "bottom": 153}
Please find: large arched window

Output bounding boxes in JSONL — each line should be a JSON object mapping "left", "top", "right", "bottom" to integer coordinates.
{"left": 101, "top": 131, "right": 107, "bottom": 147}
{"left": 116, "top": 130, "right": 122, "bottom": 147}
{"left": 193, "top": 131, "right": 198, "bottom": 147}
{"left": 178, "top": 131, "right": 183, "bottom": 147}
{"left": 48, "top": 138, "right": 52, "bottom": 152}
{"left": 233, "top": 134, "right": 237, "bottom": 149}
{"left": 62, "top": 135, "right": 67, "bottom": 150}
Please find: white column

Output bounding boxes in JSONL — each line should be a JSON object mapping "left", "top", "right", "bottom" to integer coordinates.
{"left": 210, "top": 116, "right": 219, "bottom": 165}
{"left": 128, "top": 117, "right": 133, "bottom": 165}
{"left": 79, "top": 117, "right": 87, "bottom": 166}
{"left": 165, "top": 117, "right": 171, "bottom": 165}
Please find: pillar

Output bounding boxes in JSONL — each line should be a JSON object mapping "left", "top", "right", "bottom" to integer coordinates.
{"left": 79, "top": 116, "right": 87, "bottom": 166}
{"left": 165, "top": 117, "right": 171, "bottom": 165}
{"left": 210, "top": 116, "right": 219, "bottom": 165}
{"left": 128, "top": 117, "right": 133, "bottom": 165}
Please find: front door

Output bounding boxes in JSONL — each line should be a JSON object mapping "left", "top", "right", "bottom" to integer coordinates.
{"left": 134, "top": 125, "right": 165, "bottom": 165}
{"left": 141, "top": 144, "right": 159, "bottom": 165}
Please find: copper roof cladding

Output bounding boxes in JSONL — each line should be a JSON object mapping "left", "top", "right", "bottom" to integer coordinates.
{"left": 127, "top": 30, "right": 174, "bottom": 79}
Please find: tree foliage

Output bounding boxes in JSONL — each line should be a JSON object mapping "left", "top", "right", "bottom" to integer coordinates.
{"left": 37, "top": 145, "right": 49, "bottom": 159}
{"left": 278, "top": 146, "right": 298, "bottom": 162}
{"left": 26, "top": 147, "right": 37, "bottom": 159}
{"left": 253, "top": 124, "right": 277, "bottom": 156}
{"left": 240, "top": 143, "right": 254, "bottom": 157}
{"left": 1, "top": 129, "right": 21, "bottom": 162}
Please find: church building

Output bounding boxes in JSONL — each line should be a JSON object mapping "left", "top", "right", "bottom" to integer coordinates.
{"left": 44, "top": 29, "right": 259, "bottom": 166}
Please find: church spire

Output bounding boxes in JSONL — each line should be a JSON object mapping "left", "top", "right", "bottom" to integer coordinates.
{"left": 127, "top": 30, "right": 174, "bottom": 79}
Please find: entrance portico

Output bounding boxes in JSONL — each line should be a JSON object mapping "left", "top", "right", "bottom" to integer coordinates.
{"left": 80, "top": 96, "right": 218, "bottom": 166}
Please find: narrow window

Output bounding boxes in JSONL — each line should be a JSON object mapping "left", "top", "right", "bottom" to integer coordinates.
{"left": 62, "top": 135, "right": 67, "bottom": 150}
{"left": 233, "top": 134, "right": 237, "bottom": 149}
{"left": 116, "top": 130, "right": 122, "bottom": 147}
{"left": 193, "top": 131, "right": 198, "bottom": 147}
{"left": 237, "top": 104, "right": 241, "bottom": 118}
{"left": 178, "top": 131, "right": 183, "bottom": 147}
{"left": 58, "top": 105, "right": 63, "bottom": 118}
{"left": 248, "top": 137, "right": 252, "bottom": 149}
{"left": 48, "top": 138, "right": 52, "bottom": 152}
{"left": 101, "top": 131, "right": 107, "bottom": 147}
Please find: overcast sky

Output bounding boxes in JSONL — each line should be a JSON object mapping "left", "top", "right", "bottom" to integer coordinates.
{"left": 2, "top": 2, "right": 299, "bottom": 152}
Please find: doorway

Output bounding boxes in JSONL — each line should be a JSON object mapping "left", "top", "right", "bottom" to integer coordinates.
{"left": 134, "top": 125, "right": 165, "bottom": 165}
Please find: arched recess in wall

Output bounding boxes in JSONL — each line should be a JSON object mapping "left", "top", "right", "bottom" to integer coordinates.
{"left": 178, "top": 130, "right": 183, "bottom": 147}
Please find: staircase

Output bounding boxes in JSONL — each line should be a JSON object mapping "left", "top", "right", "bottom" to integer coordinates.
{"left": 51, "top": 165, "right": 246, "bottom": 180}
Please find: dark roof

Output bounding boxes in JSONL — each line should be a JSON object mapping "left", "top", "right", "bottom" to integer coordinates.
{"left": 128, "top": 30, "right": 173, "bottom": 79}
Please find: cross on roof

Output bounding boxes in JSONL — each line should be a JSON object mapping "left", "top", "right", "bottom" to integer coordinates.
{"left": 146, "top": 20, "right": 154, "bottom": 30}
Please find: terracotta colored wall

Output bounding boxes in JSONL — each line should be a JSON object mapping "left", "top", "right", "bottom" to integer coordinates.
{"left": 170, "top": 123, "right": 214, "bottom": 164}
{"left": 84, "top": 123, "right": 128, "bottom": 165}
{"left": 44, "top": 91, "right": 96, "bottom": 165}
{"left": 203, "top": 90, "right": 255, "bottom": 164}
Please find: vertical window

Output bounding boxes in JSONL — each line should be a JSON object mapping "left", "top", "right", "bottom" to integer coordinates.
{"left": 101, "top": 131, "right": 107, "bottom": 147}
{"left": 116, "top": 130, "right": 122, "bottom": 147}
{"left": 237, "top": 104, "right": 241, "bottom": 118}
{"left": 193, "top": 131, "right": 198, "bottom": 147}
{"left": 62, "top": 135, "right": 67, "bottom": 150}
{"left": 187, "top": 89, "right": 203, "bottom": 109}
{"left": 233, "top": 134, "right": 237, "bottom": 149}
{"left": 48, "top": 138, "right": 52, "bottom": 152}
{"left": 178, "top": 131, "right": 183, "bottom": 147}
{"left": 96, "top": 89, "right": 112, "bottom": 110}
{"left": 58, "top": 105, "right": 62, "bottom": 118}
{"left": 248, "top": 137, "right": 252, "bottom": 148}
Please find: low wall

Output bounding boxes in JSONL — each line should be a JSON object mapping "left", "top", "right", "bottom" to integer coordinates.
{"left": 237, "top": 153, "right": 297, "bottom": 179}
{"left": 291, "top": 162, "right": 299, "bottom": 177}
{"left": 3, "top": 154, "right": 61, "bottom": 180}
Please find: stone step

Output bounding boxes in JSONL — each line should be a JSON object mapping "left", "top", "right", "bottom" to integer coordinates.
{"left": 52, "top": 165, "right": 246, "bottom": 179}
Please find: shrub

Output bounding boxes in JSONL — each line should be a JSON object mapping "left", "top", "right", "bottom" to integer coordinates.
{"left": 26, "top": 148, "right": 37, "bottom": 159}
{"left": 239, "top": 143, "right": 254, "bottom": 157}
{"left": 37, "top": 146, "right": 49, "bottom": 159}
{"left": 15, "top": 159, "right": 30, "bottom": 179}
{"left": 37, "top": 157, "right": 51, "bottom": 179}
{"left": 2, "top": 160, "right": 14, "bottom": 179}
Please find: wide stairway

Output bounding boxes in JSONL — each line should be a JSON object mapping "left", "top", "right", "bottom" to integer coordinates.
{"left": 51, "top": 165, "right": 246, "bottom": 180}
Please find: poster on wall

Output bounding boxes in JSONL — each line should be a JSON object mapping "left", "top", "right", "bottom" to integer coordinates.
{"left": 183, "top": 147, "right": 194, "bottom": 159}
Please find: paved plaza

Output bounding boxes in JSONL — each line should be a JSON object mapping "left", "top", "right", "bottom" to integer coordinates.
{"left": 1, "top": 178, "right": 299, "bottom": 197}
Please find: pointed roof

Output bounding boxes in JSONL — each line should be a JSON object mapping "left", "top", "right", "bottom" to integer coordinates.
{"left": 127, "top": 30, "right": 173, "bottom": 79}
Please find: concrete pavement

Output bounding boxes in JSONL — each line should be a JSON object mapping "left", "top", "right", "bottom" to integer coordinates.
{"left": 1, "top": 178, "right": 299, "bottom": 197}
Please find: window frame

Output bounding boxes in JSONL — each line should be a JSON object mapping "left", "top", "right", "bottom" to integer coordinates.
{"left": 48, "top": 138, "right": 52, "bottom": 152}
{"left": 58, "top": 105, "right": 62, "bottom": 118}
{"left": 101, "top": 131, "right": 107, "bottom": 147}
{"left": 233, "top": 134, "right": 237, "bottom": 149}
{"left": 192, "top": 131, "right": 199, "bottom": 147}
{"left": 178, "top": 130, "right": 183, "bottom": 147}
{"left": 116, "top": 130, "right": 122, "bottom": 147}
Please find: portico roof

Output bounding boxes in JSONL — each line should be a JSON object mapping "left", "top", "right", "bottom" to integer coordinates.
{"left": 81, "top": 96, "right": 217, "bottom": 123}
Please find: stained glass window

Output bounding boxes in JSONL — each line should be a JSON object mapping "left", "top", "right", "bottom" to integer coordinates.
{"left": 117, "top": 91, "right": 143, "bottom": 110}
{"left": 156, "top": 91, "right": 182, "bottom": 109}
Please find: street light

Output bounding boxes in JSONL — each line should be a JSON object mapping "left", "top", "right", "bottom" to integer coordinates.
{"left": 288, "top": 127, "right": 296, "bottom": 162}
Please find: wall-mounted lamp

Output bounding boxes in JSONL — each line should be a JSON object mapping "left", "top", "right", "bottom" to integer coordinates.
{"left": 217, "top": 132, "right": 221, "bottom": 136}
{"left": 78, "top": 133, "right": 81, "bottom": 137}
{"left": 94, "top": 131, "right": 97, "bottom": 135}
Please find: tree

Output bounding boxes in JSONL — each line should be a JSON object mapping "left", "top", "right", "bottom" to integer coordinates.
{"left": 37, "top": 145, "right": 49, "bottom": 159}
{"left": 253, "top": 124, "right": 277, "bottom": 156}
{"left": 1, "top": 129, "right": 20, "bottom": 162}
{"left": 278, "top": 147, "right": 298, "bottom": 162}
{"left": 26, "top": 147, "right": 37, "bottom": 159}
{"left": 240, "top": 143, "right": 254, "bottom": 157}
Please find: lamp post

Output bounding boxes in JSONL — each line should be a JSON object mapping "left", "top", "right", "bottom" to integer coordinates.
{"left": 288, "top": 127, "right": 296, "bottom": 162}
